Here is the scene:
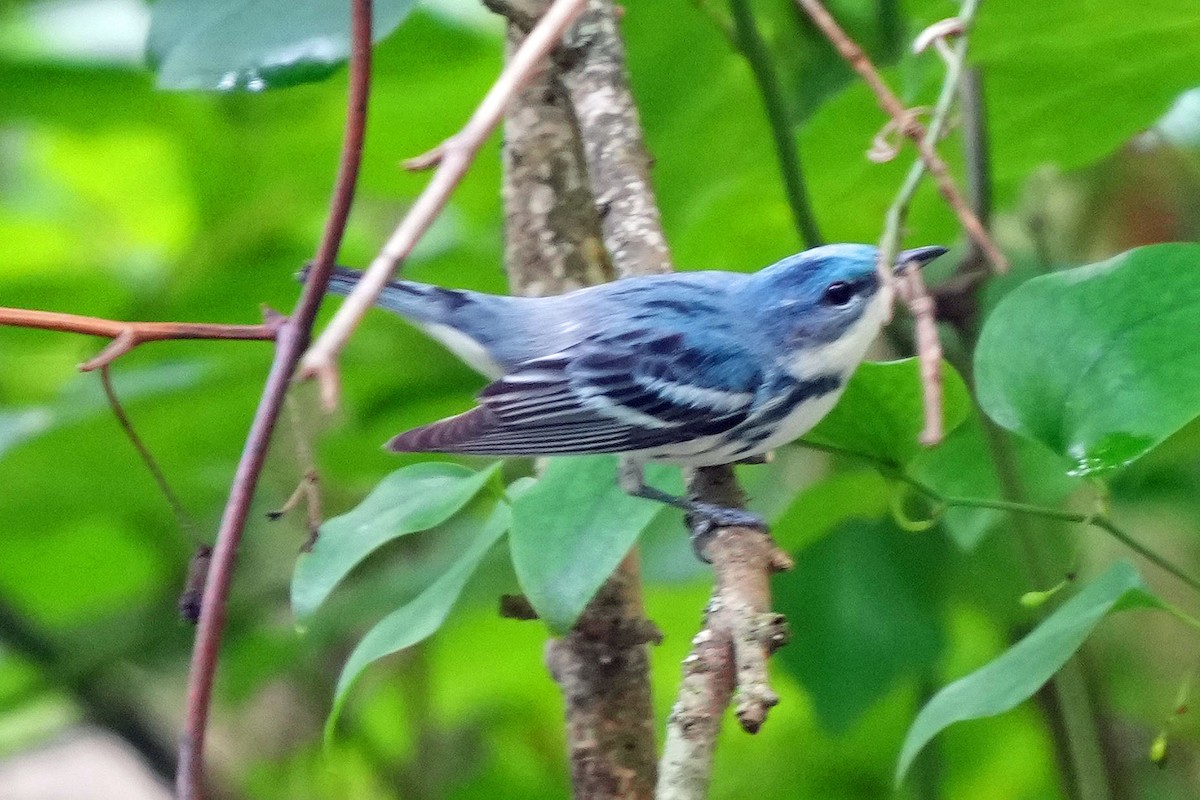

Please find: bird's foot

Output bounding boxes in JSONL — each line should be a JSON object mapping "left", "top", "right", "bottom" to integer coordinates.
{"left": 686, "top": 504, "right": 768, "bottom": 562}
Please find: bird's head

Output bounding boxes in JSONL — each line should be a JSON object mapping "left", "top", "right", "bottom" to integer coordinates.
{"left": 748, "top": 243, "right": 947, "bottom": 375}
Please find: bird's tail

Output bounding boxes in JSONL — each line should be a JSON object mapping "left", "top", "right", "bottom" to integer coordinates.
{"left": 312, "top": 265, "right": 464, "bottom": 325}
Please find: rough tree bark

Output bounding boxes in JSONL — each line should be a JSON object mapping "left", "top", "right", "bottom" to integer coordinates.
{"left": 499, "top": 7, "right": 659, "bottom": 799}
{"left": 497, "top": 2, "right": 793, "bottom": 797}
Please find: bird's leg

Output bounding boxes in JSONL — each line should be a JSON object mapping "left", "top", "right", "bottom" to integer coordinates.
{"left": 617, "top": 458, "right": 767, "bottom": 561}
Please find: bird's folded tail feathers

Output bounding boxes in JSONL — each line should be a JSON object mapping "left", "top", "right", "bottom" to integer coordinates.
{"left": 299, "top": 265, "right": 464, "bottom": 325}
{"left": 387, "top": 407, "right": 503, "bottom": 454}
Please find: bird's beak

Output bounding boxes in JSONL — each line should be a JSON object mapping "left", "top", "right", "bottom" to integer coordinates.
{"left": 893, "top": 246, "right": 948, "bottom": 273}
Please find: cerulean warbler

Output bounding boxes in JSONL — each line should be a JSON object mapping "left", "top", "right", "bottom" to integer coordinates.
{"left": 321, "top": 243, "right": 946, "bottom": 537}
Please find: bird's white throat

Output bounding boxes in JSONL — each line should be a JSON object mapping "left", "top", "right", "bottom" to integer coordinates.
{"left": 785, "top": 287, "right": 892, "bottom": 382}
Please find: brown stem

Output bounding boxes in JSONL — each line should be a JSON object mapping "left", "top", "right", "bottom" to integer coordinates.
{"left": 793, "top": 0, "right": 1008, "bottom": 273}
{"left": 173, "top": 1, "right": 373, "bottom": 797}
{"left": 895, "top": 268, "right": 944, "bottom": 445}
{"left": 0, "top": 306, "right": 284, "bottom": 372}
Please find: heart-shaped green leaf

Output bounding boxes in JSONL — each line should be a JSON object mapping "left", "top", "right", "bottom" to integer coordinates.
{"left": 509, "top": 456, "right": 682, "bottom": 634}
{"left": 976, "top": 244, "right": 1200, "bottom": 476}
{"left": 292, "top": 462, "right": 500, "bottom": 620}
{"left": 327, "top": 495, "right": 510, "bottom": 739}
{"left": 148, "top": 0, "right": 416, "bottom": 91}
{"left": 805, "top": 358, "right": 971, "bottom": 465}
{"left": 896, "top": 561, "right": 1162, "bottom": 785}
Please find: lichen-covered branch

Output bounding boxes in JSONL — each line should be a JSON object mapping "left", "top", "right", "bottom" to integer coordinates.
{"left": 554, "top": 0, "right": 673, "bottom": 277}
{"left": 659, "top": 467, "right": 792, "bottom": 800}
{"left": 537, "top": 1, "right": 794, "bottom": 793}
{"left": 498, "top": 6, "right": 656, "bottom": 794}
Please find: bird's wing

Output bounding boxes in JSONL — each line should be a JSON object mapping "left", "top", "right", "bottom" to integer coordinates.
{"left": 386, "top": 328, "right": 763, "bottom": 456}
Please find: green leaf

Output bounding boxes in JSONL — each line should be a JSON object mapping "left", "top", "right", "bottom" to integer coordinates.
{"left": 774, "top": 518, "right": 945, "bottom": 733}
{"left": 805, "top": 358, "right": 971, "bottom": 465}
{"left": 770, "top": 467, "right": 890, "bottom": 552}
{"left": 0, "top": 362, "right": 210, "bottom": 461}
{"left": 975, "top": 244, "right": 1200, "bottom": 476}
{"left": 509, "top": 456, "right": 682, "bottom": 633}
{"left": 968, "top": 0, "right": 1200, "bottom": 192}
{"left": 910, "top": 414, "right": 1080, "bottom": 550}
{"left": 896, "top": 561, "right": 1162, "bottom": 785}
{"left": 147, "top": 0, "right": 417, "bottom": 91}
{"left": 292, "top": 462, "right": 501, "bottom": 620}
{"left": 327, "top": 495, "right": 510, "bottom": 738}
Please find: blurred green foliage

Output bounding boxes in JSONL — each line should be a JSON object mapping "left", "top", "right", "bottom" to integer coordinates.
{"left": 1, "top": 1, "right": 1200, "bottom": 799}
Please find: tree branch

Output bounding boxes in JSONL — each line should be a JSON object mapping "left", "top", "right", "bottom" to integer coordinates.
{"left": 518, "top": 1, "right": 794, "bottom": 791}
{"left": 499, "top": 4, "right": 660, "bottom": 788}
{"left": 793, "top": 0, "right": 1008, "bottom": 273}
{"left": 877, "top": 3, "right": 983, "bottom": 445}
{"left": 174, "top": 1, "right": 373, "bottom": 797}
{"left": 497, "top": 8, "right": 656, "bottom": 793}
{"left": 554, "top": 0, "right": 673, "bottom": 277}
{"left": 297, "top": 0, "right": 590, "bottom": 405}
{"left": 0, "top": 307, "right": 283, "bottom": 372}
{"left": 659, "top": 467, "right": 792, "bottom": 800}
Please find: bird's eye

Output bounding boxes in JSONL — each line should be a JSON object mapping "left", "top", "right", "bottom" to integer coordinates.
{"left": 823, "top": 281, "right": 856, "bottom": 306}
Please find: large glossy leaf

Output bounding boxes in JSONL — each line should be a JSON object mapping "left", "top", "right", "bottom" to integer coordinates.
{"left": 775, "top": 519, "right": 945, "bottom": 733}
{"left": 327, "top": 496, "right": 510, "bottom": 736}
{"left": 509, "top": 456, "right": 682, "bottom": 633}
{"left": 805, "top": 358, "right": 971, "bottom": 465}
{"left": 292, "top": 462, "right": 501, "bottom": 620}
{"left": 975, "top": 244, "right": 1200, "bottom": 476}
{"left": 147, "top": 0, "right": 417, "bottom": 91}
{"left": 968, "top": 0, "right": 1200, "bottom": 191}
{"left": 896, "top": 561, "right": 1162, "bottom": 785}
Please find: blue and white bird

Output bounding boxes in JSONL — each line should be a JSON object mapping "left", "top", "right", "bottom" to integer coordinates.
{"left": 321, "top": 243, "right": 945, "bottom": 537}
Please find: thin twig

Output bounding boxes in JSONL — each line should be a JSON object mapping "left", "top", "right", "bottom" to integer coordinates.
{"left": 174, "top": 1, "right": 373, "bottom": 796}
{"left": 659, "top": 467, "right": 792, "bottom": 800}
{"left": 298, "top": 0, "right": 589, "bottom": 407}
{"left": 793, "top": 0, "right": 1007, "bottom": 273}
{"left": 0, "top": 307, "right": 284, "bottom": 372}
{"left": 99, "top": 365, "right": 198, "bottom": 539}
{"left": 895, "top": 267, "right": 944, "bottom": 444}
{"left": 267, "top": 395, "right": 323, "bottom": 551}
{"left": 809, "top": 438, "right": 1200, "bottom": 596}
{"left": 876, "top": 2, "right": 981, "bottom": 446}
{"left": 728, "top": 0, "right": 823, "bottom": 247}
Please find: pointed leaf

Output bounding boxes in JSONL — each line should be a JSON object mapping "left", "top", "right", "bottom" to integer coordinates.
{"left": 896, "top": 561, "right": 1162, "bottom": 785}
{"left": 805, "top": 358, "right": 971, "bottom": 465}
{"left": 292, "top": 462, "right": 500, "bottom": 619}
{"left": 976, "top": 244, "right": 1200, "bottom": 476}
{"left": 327, "top": 496, "right": 510, "bottom": 736}
{"left": 509, "top": 456, "right": 682, "bottom": 633}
